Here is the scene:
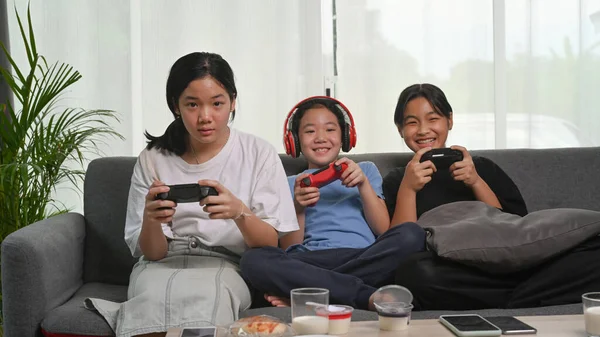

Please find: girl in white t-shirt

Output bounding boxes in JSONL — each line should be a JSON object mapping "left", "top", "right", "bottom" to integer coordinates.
{"left": 86, "top": 52, "right": 298, "bottom": 337}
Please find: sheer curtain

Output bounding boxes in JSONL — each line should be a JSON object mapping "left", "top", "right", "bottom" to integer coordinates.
{"left": 7, "top": 0, "right": 133, "bottom": 213}
{"left": 7, "top": 0, "right": 323, "bottom": 212}
{"left": 134, "top": 0, "right": 324, "bottom": 154}
{"left": 332, "top": 0, "right": 600, "bottom": 153}
{"left": 7, "top": 0, "right": 600, "bottom": 212}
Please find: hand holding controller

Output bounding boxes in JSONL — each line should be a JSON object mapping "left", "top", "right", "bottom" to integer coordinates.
{"left": 155, "top": 183, "right": 218, "bottom": 203}
{"left": 419, "top": 148, "right": 463, "bottom": 169}
{"left": 300, "top": 162, "right": 349, "bottom": 188}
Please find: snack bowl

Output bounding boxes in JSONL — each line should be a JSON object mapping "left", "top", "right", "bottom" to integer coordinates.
{"left": 228, "top": 315, "right": 295, "bottom": 337}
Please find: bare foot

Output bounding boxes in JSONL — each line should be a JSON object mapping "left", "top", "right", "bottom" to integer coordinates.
{"left": 264, "top": 293, "right": 291, "bottom": 307}
{"left": 369, "top": 290, "right": 398, "bottom": 311}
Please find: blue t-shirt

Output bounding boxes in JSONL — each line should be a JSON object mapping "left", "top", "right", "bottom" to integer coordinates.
{"left": 287, "top": 161, "right": 384, "bottom": 252}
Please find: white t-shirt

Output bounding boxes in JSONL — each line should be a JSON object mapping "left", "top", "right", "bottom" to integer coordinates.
{"left": 124, "top": 128, "right": 299, "bottom": 257}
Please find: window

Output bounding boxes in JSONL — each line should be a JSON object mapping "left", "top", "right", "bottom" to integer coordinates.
{"left": 330, "top": 0, "right": 600, "bottom": 151}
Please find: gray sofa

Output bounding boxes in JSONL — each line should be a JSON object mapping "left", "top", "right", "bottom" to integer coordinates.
{"left": 3, "top": 147, "right": 599, "bottom": 337}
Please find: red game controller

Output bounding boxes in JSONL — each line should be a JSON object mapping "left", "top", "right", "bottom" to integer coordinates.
{"left": 301, "top": 162, "right": 349, "bottom": 188}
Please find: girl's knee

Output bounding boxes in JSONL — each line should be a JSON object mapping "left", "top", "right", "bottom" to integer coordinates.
{"left": 392, "top": 222, "right": 427, "bottom": 246}
{"left": 400, "top": 222, "right": 424, "bottom": 234}
{"left": 408, "top": 222, "right": 427, "bottom": 242}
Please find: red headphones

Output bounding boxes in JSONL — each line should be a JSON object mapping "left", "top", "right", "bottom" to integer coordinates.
{"left": 283, "top": 96, "right": 357, "bottom": 158}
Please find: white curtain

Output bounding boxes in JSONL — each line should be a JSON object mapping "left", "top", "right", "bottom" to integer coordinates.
{"left": 7, "top": 0, "right": 323, "bottom": 213}
{"left": 334, "top": 0, "right": 600, "bottom": 152}
{"left": 7, "top": 0, "right": 600, "bottom": 212}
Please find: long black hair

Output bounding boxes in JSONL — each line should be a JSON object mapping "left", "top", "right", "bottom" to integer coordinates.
{"left": 144, "top": 52, "right": 238, "bottom": 155}
{"left": 394, "top": 83, "right": 452, "bottom": 126}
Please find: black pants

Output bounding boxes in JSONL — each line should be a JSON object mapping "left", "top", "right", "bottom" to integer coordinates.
{"left": 240, "top": 222, "right": 426, "bottom": 310}
{"left": 395, "top": 234, "right": 600, "bottom": 310}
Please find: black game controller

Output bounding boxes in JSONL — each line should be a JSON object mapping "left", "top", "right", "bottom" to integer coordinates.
{"left": 419, "top": 148, "right": 464, "bottom": 169}
{"left": 155, "top": 184, "right": 218, "bottom": 203}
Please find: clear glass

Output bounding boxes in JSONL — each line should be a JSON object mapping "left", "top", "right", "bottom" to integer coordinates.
{"left": 290, "top": 288, "right": 329, "bottom": 335}
{"left": 584, "top": 292, "right": 600, "bottom": 337}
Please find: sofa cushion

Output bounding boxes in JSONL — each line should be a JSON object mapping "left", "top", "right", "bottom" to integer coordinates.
{"left": 279, "top": 147, "right": 600, "bottom": 213}
{"left": 474, "top": 147, "right": 600, "bottom": 212}
{"left": 279, "top": 153, "right": 412, "bottom": 178}
{"left": 83, "top": 157, "right": 138, "bottom": 285}
{"left": 412, "top": 303, "right": 583, "bottom": 320}
{"left": 41, "top": 282, "right": 127, "bottom": 337}
{"left": 418, "top": 201, "right": 600, "bottom": 273}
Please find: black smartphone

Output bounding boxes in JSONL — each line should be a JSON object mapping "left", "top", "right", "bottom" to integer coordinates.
{"left": 180, "top": 327, "right": 217, "bottom": 337}
{"left": 484, "top": 316, "right": 537, "bottom": 335}
{"left": 439, "top": 314, "right": 502, "bottom": 337}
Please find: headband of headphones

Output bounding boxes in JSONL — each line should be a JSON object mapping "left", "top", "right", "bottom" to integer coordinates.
{"left": 282, "top": 96, "right": 357, "bottom": 157}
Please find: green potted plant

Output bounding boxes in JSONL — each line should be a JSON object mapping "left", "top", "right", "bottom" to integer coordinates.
{"left": 0, "top": 6, "right": 123, "bottom": 332}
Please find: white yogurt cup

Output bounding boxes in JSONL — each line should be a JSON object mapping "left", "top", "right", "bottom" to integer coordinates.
{"left": 375, "top": 302, "right": 413, "bottom": 331}
{"left": 315, "top": 304, "right": 354, "bottom": 335}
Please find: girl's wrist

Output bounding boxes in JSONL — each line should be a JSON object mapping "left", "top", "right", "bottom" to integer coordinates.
{"left": 293, "top": 199, "right": 305, "bottom": 212}
{"left": 232, "top": 199, "right": 252, "bottom": 220}
{"left": 468, "top": 176, "right": 485, "bottom": 189}
{"left": 357, "top": 178, "right": 370, "bottom": 192}
{"left": 399, "top": 181, "right": 416, "bottom": 194}
{"left": 142, "top": 218, "right": 161, "bottom": 228}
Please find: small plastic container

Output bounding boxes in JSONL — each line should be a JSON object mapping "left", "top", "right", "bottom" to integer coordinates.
{"left": 372, "top": 285, "right": 414, "bottom": 331}
{"left": 376, "top": 301, "right": 414, "bottom": 331}
{"left": 316, "top": 304, "right": 354, "bottom": 335}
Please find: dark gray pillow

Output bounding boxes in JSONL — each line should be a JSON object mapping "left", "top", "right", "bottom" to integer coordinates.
{"left": 417, "top": 201, "right": 600, "bottom": 274}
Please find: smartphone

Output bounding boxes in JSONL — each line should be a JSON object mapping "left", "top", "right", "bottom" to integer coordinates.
{"left": 484, "top": 316, "right": 537, "bottom": 335}
{"left": 180, "top": 327, "right": 217, "bottom": 337}
{"left": 439, "top": 314, "right": 502, "bottom": 337}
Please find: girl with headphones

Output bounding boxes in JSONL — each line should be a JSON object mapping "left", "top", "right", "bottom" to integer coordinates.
{"left": 240, "top": 96, "right": 426, "bottom": 311}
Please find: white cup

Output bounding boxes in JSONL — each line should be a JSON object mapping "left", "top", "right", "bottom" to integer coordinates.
{"left": 584, "top": 292, "right": 600, "bottom": 337}
{"left": 320, "top": 304, "right": 353, "bottom": 335}
{"left": 290, "top": 288, "right": 329, "bottom": 335}
{"left": 376, "top": 302, "right": 413, "bottom": 331}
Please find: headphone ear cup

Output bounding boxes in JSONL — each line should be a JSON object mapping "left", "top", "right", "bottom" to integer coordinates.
{"left": 292, "top": 132, "right": 301, "bottom": 158}
{"left": 348, "top": 124, "right": 357, "bottom": 150}
{"left": 284, "top": 131, "right": 295, "bottom": 157}
{"left": 341, "top": 124, "right": 351, "bottom": 152}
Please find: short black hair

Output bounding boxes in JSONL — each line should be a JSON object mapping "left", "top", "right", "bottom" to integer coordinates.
{"left": 291, "top": 98, "right": 346, "bottom": 138}
{"left": 144, "top": 52, "right": 238, "bottom": 155}
{"left": 394, "top": 83, "right": 453, "bottom": 126}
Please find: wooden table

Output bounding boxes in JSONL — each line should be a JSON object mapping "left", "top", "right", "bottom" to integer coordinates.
{"left": 166, "top": 314, "right": 587, "bottom": 337}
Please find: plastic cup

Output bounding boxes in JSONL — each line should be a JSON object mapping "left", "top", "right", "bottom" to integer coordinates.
{"left": 376, "top": 301, "right": 413, "bottom": 331}
{"left": 290, "top": 288, "right": 329, "bottom": 335}
{"left": 316, "top": 304, "right": 354, "bottom": 335}
{"left": 583, "top": 292, "right": 600, "bottom": 337}
{"left": 372, "top": 285, "right": 414, "bottom": 331}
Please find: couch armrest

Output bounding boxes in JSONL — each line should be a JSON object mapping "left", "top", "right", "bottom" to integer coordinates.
{"left": 2, "top": 212, "right": 85, "bottom": 337}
